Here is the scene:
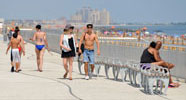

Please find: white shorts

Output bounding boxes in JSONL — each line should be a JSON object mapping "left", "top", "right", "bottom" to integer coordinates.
{"left": 12, "top": 49, "right": 20, "bottom": 63}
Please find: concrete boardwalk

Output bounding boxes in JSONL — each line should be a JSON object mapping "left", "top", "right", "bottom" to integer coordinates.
{"left": 0, "top": 35, "right": 186, "bottom": 100}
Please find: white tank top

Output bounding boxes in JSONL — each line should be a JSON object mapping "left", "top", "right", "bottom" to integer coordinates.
{"left": 62, "top": 34, "right": 76, "bottom": 52}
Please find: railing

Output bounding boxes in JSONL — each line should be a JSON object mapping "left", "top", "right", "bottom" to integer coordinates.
{"left": 78, "top": 56, "right": 170, "bottom": 94}
{"left": 98, "top": 39, "right": 186, "bottom": 81}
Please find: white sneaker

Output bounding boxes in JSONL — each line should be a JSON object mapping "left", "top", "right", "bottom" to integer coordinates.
{"left": 85, "top": 76, "right": 89, "bottom": 80}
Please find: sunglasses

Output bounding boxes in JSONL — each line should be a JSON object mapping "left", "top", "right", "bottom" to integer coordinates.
{"left": 87, "top": 27, "right": 93, "bottom": 29}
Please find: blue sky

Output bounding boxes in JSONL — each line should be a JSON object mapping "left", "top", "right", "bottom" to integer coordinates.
{"left": 0, "top": 0, "right": 186, "bottom": 23}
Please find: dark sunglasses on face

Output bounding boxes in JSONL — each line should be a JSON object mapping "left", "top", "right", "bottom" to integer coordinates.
{"left": 87, "top": 27, "right": 92, "bottom": 29}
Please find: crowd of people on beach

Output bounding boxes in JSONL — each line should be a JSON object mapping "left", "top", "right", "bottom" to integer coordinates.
{"left": 5, "top": 24, "right": 179, "bottom": 88}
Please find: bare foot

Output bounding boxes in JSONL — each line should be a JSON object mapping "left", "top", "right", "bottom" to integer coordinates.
{"left": 169, "top": 82, "right": 180, "bottom": 88}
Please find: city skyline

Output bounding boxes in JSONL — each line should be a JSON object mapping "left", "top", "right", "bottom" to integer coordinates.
{"left": 0, "top": 0, "right": 186, "bottom": 23}
{"left": 70, "top": 7, "right": 111, "bottom": 25}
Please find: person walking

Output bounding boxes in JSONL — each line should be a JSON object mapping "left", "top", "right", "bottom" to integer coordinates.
{"left": 30, "top": 25, "right": 49, "bottom": 72}
{"left": 78, "top": 24, "right": 100, "bottom": 80}
{"left": 59, "top": 24, "right": 77, "bottom": 80}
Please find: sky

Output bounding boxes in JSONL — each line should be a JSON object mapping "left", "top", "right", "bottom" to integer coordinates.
{"left": 0, "top": 0, "right": 186, "bottom": 23}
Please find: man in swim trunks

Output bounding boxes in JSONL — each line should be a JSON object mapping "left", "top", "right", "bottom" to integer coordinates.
{"left": 154, "top": 41, "right": 179, "bottom": 87}
{"left": 31, "top": 25, "right": 49, "bottom": 72}
{"left": 79, "top": 24, "right": 100, "bottom": 80}
{"left": 15, "top": 27, "right": 25, "bottom": 71}
{"left": 6, "top": 33, "right": 25, "bottom": 72}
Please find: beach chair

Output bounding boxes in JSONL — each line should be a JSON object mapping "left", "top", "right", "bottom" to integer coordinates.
{"left": 140, "top": 64, "right": 169, "bottom": 95}
{"left": 112, "top": 58, "right": 122, "bottom": 80}
{"left": 104, "top": 58, "right": 113, "bottom": 79}
{"left": 126, "top": 60, "right": 139, "bottom": 85}
{"left": 120, "top": 60, "right": 129, "bottom": 82}
{"left": 94, "top": 56, "right": 105, "bottom": 77}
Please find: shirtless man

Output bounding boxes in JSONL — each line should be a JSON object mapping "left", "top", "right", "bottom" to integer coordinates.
{"left": 153, "top": 41, "right": 175, "bottom": 69}
{"left": 154, "top": 41, "right": 179, "bottom": 87}
{"left": 6, "top": 33, "right": 25, "bottom": 72}
{"left": 9, "top": 27, "right": 24, "bottom": 72}
{"left": 14, "top": 27, "right": 25, "bottom": 71}
{"left": 31, "top": 25, "right": 49, "bottom": 72}
{"left": 15, "top": 27, "right": 25, "bottom": 56}
{"left": 141, "top": 41, "right": 179, "bottom": 87}
{"left": 79, "top": 24, "right": 100, "bottom": 80}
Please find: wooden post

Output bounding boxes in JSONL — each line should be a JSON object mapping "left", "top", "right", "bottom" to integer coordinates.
{"left": 163, "top": 37, "right": 165, "bottom": 44}
{"left": 136, "top": 30, "right": 141, "bottom": 42}
{"left": 176, "top": 37, "right": 179, "bottom": 45}
{"left": 172, "top": 37, "right": 175, "bottom": 44}
{"left": 182, "top": 38, "right": 184, "bottom": 45}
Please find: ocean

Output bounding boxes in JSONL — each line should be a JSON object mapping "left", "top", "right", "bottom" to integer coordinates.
{"left": 111, "top": 25, "right": 186, "bottom": 36}
{"left": 43, "top": 25, "right": 186, "bottom": 36}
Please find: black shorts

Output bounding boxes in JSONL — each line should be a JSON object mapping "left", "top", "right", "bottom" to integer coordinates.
{"left": 61, "top": 50, "right": 76, "bottom": 58}
{"left": 10, "top": 50, "right": 13, "bottom": 62}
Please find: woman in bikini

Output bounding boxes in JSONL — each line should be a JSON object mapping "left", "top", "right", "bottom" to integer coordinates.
{"left": 31, "top": 25, "right": 49, "bottom": 72}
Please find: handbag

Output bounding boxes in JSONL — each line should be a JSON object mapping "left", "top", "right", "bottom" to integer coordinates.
{"left": 77, "top": 33, "right": 86, "bottom": 56}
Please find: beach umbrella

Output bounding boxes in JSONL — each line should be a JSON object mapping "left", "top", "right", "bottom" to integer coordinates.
{"left": 128, "top": 33, "right": 132, "bottom": 37}
{"left": 144, "top": 31, "right": 150, "bottom": 35}
{"left": 104, "top": 31, "right": 109, "bottom": 35}
{"left": 111, "top": 26, "right": 115, "bottom": 29}
{"left": 136, "top": 30, "right": 140, "bottom": 35}
{"left": 173, "top": 34, "right": 179, "bottom": 38}
{"left": 118, "top": 31, "right": 123, "bottom": 35}
{"left": 181, "top": 35, "right": 184, "bottom": 38}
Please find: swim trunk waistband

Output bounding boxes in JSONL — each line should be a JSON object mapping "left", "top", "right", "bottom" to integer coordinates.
{"left": 84, "top": 48, "right": 94, "bottom": 51}
{"left": 12, "top": 49, "right": 19, "bottom": 51}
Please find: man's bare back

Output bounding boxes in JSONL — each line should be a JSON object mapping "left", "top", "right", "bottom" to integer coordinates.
{"left": 11, "top": 38, "right": 20, "bottom": 49}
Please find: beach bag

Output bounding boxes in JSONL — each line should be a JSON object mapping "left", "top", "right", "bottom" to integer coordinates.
{"left": 77, "top": 33, "right": 86, "bottom": 56}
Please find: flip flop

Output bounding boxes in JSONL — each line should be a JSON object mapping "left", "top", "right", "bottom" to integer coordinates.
{"left": 18, "top": 69, "right": 22, "bottom": 72}
{"left": 63, "top": 73, "right": 68, "bottom": 78}
{"left": 69, "top": 77, "right": 72, "bottom": 80}
{"left": 169, "top": 83, "right": 180, "bottom": 88}
{"left": 38, "top": 69, "right": 43, "bottom": 72}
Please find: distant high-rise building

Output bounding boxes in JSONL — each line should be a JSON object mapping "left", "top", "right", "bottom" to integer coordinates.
{"left": 71, "top": 12, "right": 83, "bottom": 23}
{"left": 100, "top": 9, "right": 110, "bottom": 25}
{"left": 80, "top": 7, "right": 92, "bottom": 23}
{"left": 57, "top": 17, "right": 67, "bottom": 24}
{"left": 88, "top": 9, "right": 101, "bottom": 25}
{"left": 70, "top": 7, "right": 111, "bottom": 25}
